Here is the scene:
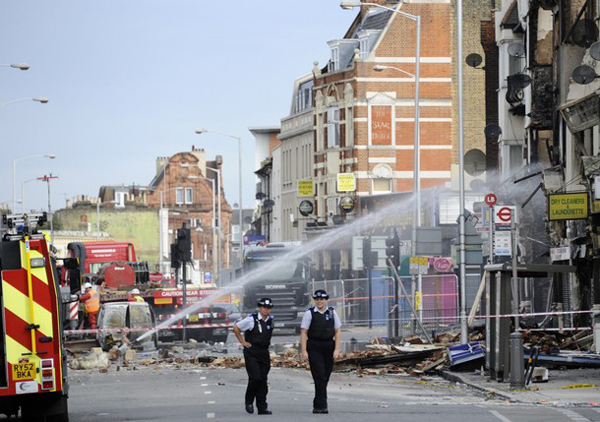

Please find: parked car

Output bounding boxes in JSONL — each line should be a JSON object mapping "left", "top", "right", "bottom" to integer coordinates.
{"left": 96, "top": 301, "right": 158, "bottom": 351}
{"left": 215, "top": 301, "right": 242, "bottom": 324}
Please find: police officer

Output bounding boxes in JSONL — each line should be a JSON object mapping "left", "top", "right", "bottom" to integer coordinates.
{"left": 233, "top": 298, "right": 274, "bottom": 415}
{"left": 300, "top": 289, "right": 341, "bottom": 414}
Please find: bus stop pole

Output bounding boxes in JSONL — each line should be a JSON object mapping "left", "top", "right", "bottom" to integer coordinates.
{"left": 509, "top": 210, "right": 524, "bottom": 388}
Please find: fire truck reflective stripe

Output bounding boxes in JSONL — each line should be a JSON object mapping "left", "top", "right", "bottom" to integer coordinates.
{"left": 1, "top": 269, "right": 52, "bottom": 312}
{"left": 3, "top": 283, "right": 53, "bottom": 339}
{"left": 4, "top": 308, "right": 38, "bottom": 350}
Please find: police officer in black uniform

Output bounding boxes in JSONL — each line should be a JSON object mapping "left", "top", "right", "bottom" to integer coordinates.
{"left": 300, "top": 289, "right": 341, "bottom": 414}
{"left": 233, "top": 297, "right": 274, "bottom": 415}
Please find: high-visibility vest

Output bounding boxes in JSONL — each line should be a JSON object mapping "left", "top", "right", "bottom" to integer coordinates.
{"left": 134, "top": 296, "right": 145, "bottom": 303}
{"left": 85, "top": 289, "right": 100, "bottom": 313}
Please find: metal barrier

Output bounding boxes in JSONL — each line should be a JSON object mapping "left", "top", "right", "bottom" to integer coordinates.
{"left": 311, "top": 274, "right": 459, "bottom": 338}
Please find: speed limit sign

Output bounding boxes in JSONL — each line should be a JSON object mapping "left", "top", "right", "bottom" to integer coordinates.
{"left": 484, "top": 193, "right": 497, "bottom": 207}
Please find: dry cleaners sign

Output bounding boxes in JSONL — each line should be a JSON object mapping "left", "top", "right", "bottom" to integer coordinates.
{"left": 548, "top": 193, "right": 588, "bottom": 221}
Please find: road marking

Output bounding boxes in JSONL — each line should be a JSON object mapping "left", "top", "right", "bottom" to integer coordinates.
{"left": 489, "top": 410, "right": 513, "bottom": 422}
{"left": 556, "top": 409, "right": 591, "bottom": 422}
{"left": 201, "top": 383, "right": 208, "bottom": 386}
{"left": 204, "top": 391, "right": 212, "bottom": 394}
{"left": 200, "top": 377, "right": 206, "bottom": 380}
{"left": 207, "top": 413, "right": 215, "bottom": 419}
{"left": 207, "top": 401, "right": 215, "bottom": 404}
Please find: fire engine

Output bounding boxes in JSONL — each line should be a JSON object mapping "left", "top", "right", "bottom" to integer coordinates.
{"left": 62, "top": 242, "right": 229, "bottom": 343}
{"left": 0, "top": 213, "right": 69, "bottom": 421}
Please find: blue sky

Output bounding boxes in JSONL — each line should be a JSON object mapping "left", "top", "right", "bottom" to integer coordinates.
{"left": 0, "top": 1, "right": 354, "bottom": 213}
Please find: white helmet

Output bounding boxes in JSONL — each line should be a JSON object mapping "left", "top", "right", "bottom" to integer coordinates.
{"left": 130, "top": 288, "right": 140, "bottom": 295}
{"left": 82, "top": 282, "right": 92, "bottom": 290}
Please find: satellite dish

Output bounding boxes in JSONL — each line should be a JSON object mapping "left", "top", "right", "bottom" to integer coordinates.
{"left": 484, "top": 124, "right": 502, "bottom": 141}
{"left": 590, "top": 41, "right": 600, "bottom": 60}
{"left": 464, "top": 149, "right": 486, "bottom": 177}
{"left": 572, "top": 65, "right": 598, "bottom": 85}
{"left": 263, "top": 199, "right": 275, "bottom": 209}
{"left": 255, "top": 192, "right": 267, "bottom": 200}
{"left": 243, "top": 216, "right": 252, "bottom": 224}
{"left": 572, "top": 19, "right": 599, "bottom": 48}
{"left": 507, "top": 43, "right": 525, "bottom": 58}
{"left": 465, "top": 53, "right": 483, "bottom": 68}
{"left": 509, "top": 73, "right": 533, "bottom": 89}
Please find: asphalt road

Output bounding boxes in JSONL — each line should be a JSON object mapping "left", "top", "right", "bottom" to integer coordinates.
{"left": 61, "top": 364, "right": 600, "bottom": 422}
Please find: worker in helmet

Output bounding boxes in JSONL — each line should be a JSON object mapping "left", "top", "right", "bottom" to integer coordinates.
{"left": 78, "top": 282, "right": 100, "bottom": 330}
{"left": 128, "top": 288, "right": 145, "bottom": 302}
{"left": 233, "top": 297, "right": 274, "bottom": 415}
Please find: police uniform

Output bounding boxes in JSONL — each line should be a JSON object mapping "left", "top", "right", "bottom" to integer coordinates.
{"left": 234, "top": 298, "right": 274, "bottom": 415}
{"left": 301, "top": 290, "right": 341, "bottom": 413}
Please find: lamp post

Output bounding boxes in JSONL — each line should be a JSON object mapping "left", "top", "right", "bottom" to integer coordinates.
{"left": 189, "top": 175, "right": 217, "bottom": 284}
{"left": 96, "top": 200, "right": 118, "bottom": 236}
{"left": 206, "top": 166, "right": 222, "bottom": 281}
{"left": 195, "top": 128, "right": 243, "bottom": 265}
{"left": 1, "top": 63, "right": 30, "bottom": 71}
{"left": 342, "top": 1, "right": 422, "bottom": 324}
{"left": 13, "top": 153, "right": 56, "bottom": 213}
{"left": 457, "top": 0, "right": 468, "bottom": 344}
{"left": 373, "top": 62, "right": 422, "bottom": 322}
{"left": 37, "top": 174, "right": 58, "bottom": 246}
{"left": 1, "top": 97, "right": 49, "bottom": 108}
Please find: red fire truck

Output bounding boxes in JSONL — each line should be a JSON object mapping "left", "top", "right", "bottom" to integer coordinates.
{"left": 63, "top": 242, "right": 229, "bottom": 343}
{"left": 0, "top": 213, "right": 69, "bottom": 420}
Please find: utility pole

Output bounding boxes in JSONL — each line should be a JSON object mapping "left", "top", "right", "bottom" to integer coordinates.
{"left": 37, "top": 174, "right": 58, "bottom": 246}
{"left": 363, "top": 236, "right": 372, "bottom": 329}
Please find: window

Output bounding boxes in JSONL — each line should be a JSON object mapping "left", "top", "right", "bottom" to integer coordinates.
{"left": 115, "top": 192, "right": 126, "bottom": 208}
{"left": 329, "top": 47, "right": 339, "bottom": 72}
{"left": 176, "top": 188, "right": 184, "bottom": 205}
{"left": 327, "top": 108, "right": 340, "bottom": 148}
{"left": 373, "top": 178, "right": 392, "bottom": 193}
{"left": 185, "top": 188, "right": 193, "bottom": 204}
{"left": 359, "top": 37, "right": 369, "bottom": 60}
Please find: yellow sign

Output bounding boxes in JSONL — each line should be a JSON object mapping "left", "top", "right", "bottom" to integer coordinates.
{"left": 13, "top": 362, "right": 36, "bottom": 381}
{"left": 414, "top": 291, "right": 422, "bottom": 310}
{"left": 548, "top": 193, "right": 588, "bottom": 220}
{"left": 188, "top": 314, "right": 199, "bottom": 322}
{"left": 337, "top": 173, "right": 356, "bottom": 192}
{"left": 154, "top": 298, "right": 173, "bottom": 305}
{"left": 297, "top": 179, "right": 314, "bottom": 196}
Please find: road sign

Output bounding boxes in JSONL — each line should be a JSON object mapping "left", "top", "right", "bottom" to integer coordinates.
{"left": 484, "top": 193, "right": 497, "bottom": 207}
{"left": 493, "top": 231, "right": 512, "bottom": 256}
{"left": 494, "top": 205, "right": 517, "bottom": 226}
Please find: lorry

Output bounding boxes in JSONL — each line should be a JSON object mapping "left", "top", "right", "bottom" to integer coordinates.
{"left": 0, "top": 213, "right": 69, "bottom": 421}
{"left": 242, "top": 243, "right": 312, "bottom": 332}
{"left": 62, "top": 242, "right": 229, "bottom": 343}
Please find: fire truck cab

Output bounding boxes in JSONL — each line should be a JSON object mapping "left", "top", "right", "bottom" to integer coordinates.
{"left": 0, "top": 213, "right": 69, "bottom": 421}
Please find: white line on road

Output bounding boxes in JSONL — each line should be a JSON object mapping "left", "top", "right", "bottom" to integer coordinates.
{"left": 207, "top": 413, "right": 215, "bottom": 418}
{"left": 204, "top": 391, "right": 212, "bottom": 394}
{"left": 207, "top": 401, "right": 215, "bottom": 404}
{"left": 201, "top": 383, "right": 208, "bottom": 386}
{"left": 556, "top": 409, "right": 591, "bottom": 422}
{"left": 200, "top": 377, "right": 206, "bottom": 380}
{"left": 490, "top": 410, "right": 513, "bottom": 422}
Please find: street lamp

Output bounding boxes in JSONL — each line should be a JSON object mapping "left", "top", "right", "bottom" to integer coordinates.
{"left": 206, "top": 166, "right": 223, "bottom": 279}
{"left": 374, "top": 62, "right": 422, "bottom": 322}
{"left": 189, "top": 175, "right": 217, "bottom": 283}
{"left": 195, "top": 128, "right": 243, "bottom": 265}
{"left": 1, "top": 63, "right": 30, "bottom": 71}
{"left": 13, "top": 154, "right": 56, "bottom": 212}
{"left": 96, "top": 200, "right": 118, "bottom": 236}
{"left": 1, "top": 97, "right": 49, "bottom": 107}
{"left": 342, "top": 1, "right": 422, "bottom": 324}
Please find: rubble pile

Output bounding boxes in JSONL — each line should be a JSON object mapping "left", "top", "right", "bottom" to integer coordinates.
{"left": 524, "top": 330, "right": 594, "bottom": 352}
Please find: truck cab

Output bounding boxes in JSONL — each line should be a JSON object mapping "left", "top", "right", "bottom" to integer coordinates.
{"left": 0, "top": 213, "right": 69, "bottom": 420}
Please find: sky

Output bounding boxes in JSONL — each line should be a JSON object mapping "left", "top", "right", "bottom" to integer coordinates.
{"left": 0, "top": 1, "right": 355, "bottom": 214}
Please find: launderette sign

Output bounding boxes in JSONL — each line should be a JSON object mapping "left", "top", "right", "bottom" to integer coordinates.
{"left": 548, "top": 193, "right": 588, "bottom": 221}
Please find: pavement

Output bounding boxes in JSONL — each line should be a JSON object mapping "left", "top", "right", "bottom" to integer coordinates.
{"left": 440, "top": 366, "right": 600, "bottom": 407}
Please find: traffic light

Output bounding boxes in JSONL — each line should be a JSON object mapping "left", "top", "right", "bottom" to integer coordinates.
{"left": 362, "top": 236, "right": 371, "bottom": 269}
{"left": 170, "top": 243, "right": 181, "bottom": 268}
{"left": 176, "top": 227, "right": 192, "bottom": 261}
{"left": 385, "top": 230, "right": 400, "bottom": 269}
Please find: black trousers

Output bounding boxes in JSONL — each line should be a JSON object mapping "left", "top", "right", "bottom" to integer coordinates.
{"left": 307, "top": 338, "right": 335, "bottom": 410}
{"left": 243, "top": 346, "right": 270, "bottom": 410}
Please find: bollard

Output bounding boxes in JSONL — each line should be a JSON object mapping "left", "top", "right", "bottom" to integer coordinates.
{"left": 510, "top": 331, "right": 524, "bottom": 388}
{"left": 69, "top": 295, "right": 79, "bottom": 330}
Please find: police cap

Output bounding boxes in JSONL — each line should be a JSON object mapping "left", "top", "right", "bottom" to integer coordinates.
{"left": 257, "top": 298, "right": 274, "bottom": 308}
{"left": 313, "top": 289, "right": 329, "bottom": 300}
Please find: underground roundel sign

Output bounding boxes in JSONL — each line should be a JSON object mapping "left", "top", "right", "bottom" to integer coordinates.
{"left": 299, "top": 200, "right": 314, "bottom": 216}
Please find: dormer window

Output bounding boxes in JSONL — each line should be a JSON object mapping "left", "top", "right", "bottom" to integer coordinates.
{"left": 330, "top": 46, "right": 340, "bottom": 72}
